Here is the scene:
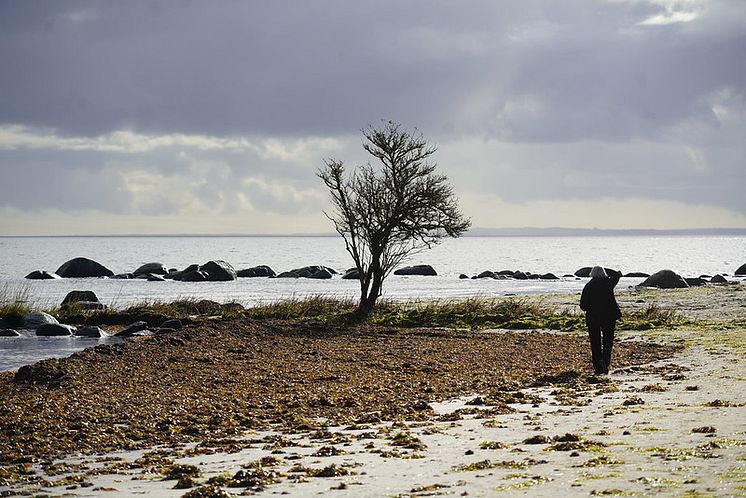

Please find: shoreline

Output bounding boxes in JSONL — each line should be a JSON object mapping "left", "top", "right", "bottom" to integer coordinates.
{"left": 0, "top": 285, "right": 744, "bottom": 496}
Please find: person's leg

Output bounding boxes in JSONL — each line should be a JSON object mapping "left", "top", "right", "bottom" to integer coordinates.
{"left": 586, "top": 316, "right": 604, "bottom": 374}
{"left": 601, "top": 320, "right": 616, "bottom": 374}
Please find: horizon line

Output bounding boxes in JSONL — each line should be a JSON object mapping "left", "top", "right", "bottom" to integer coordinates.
{"left": 2, "top": 227, "right": 746, "bottom": 238}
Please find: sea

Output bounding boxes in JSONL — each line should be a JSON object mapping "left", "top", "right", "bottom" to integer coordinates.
{"left": 1, "top": 235, "right": 744, "bottom": 371}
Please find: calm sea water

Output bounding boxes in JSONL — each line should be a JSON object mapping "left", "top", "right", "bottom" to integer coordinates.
{"left": 1, "top": 235, "right": 744, "bottom": 370}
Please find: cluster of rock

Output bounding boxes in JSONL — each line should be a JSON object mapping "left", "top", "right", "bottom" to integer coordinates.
{"left": 461, "top": 270, "right": 561, "bottom": 280}
{"left": 0, "top": 290, "right": 185, "bottom": 338}
{"left": 22, "top": 257, "right": 746, "bottom": 290}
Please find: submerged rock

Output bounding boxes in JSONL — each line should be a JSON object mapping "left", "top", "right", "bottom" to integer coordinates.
{"left": 56, "top": 257, "right": 114, "bottom": 278}
{"left": 638, "top": 269, "right": 689, "bottom": 289}
{"left": 0, "top": 329, "right": 20, "bottom": 337}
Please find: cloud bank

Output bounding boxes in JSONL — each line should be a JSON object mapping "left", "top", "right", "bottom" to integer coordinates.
{"left": 0, "top": 0, "right": 744, "bottom": 234}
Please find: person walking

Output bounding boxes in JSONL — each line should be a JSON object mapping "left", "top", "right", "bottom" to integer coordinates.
{"left": 580, "top": 266, "right": 622, "bottom": 375}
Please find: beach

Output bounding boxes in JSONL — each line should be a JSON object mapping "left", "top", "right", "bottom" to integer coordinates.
{"left": 0, "top": 285, "right": 744, "bottom": 496}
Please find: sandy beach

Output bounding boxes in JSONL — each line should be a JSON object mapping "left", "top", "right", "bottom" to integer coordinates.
{"left": 1, "top": 285, "right": 744, "bottom": 497}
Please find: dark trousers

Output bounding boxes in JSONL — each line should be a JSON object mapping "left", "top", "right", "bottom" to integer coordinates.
{"left": 586, "top": 316, "right": 615, "bottom": 374}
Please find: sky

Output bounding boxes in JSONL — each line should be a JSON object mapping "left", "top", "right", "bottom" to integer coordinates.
{"left": 1, "top": 0, "right": 745, "bottom": 235}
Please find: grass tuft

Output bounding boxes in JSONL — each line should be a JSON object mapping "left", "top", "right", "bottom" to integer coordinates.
{"left": 0, "top": 284, "right": 34, "bottom": 328}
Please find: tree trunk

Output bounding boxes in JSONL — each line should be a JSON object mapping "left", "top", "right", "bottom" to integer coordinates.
{"left": 357, "top": 272, "right": 382, "bottom": 319}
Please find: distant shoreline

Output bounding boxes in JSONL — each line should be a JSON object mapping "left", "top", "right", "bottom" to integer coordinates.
{"left": 2, "top": 227, "right": 746, "bottom": 238}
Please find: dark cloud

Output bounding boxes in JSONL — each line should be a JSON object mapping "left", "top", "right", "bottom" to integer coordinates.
{"left": 0, "top": 1, "right": 744, "bottom": 230}
{"left": 1, "top": 0, "right": 741, "bottom": 141}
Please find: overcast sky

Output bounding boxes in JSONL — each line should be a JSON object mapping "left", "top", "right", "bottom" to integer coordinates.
{"left": 1, "top": 0, "right": 745, "bottom": 235}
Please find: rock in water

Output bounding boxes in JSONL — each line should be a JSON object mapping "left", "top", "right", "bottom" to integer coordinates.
{"left": 201, "top": 260, "right": 237, "bottom": 281}
{"left": 23, "top": 311, "right": 59, "bottom": 329}
{"left": 134, "top": 262, "right": 168, "bottom": 275}
{"left": 75, "top": 326, "right": 105, "bottom": 337}
{"left": 710, "top": 274, "right": 728, "bottom": 284}
{"left": 394, "top": 265, "right": 437, "bottom": 276}
{"left": 342, "top": 268, "right": 361, "bottom": 280}
{"left": 735, "top": 263, "right": 746, "bottom": 276}
{"left": 36, "top": 324, "right": 76, "bottom": 336}
{"left": 25, "top": 270, "right": 61, "bottom": 280}
{"left": 638, "top": 269, "right": 689, "bottom": 289}
{"left": 237, "top": 265, "right": 276, "bottom": 277}
{"left": 56, "top": 257, "right": 114, "bottom": 278}
{"left": 61, "top": 290, "right": 100, "bottom": 307}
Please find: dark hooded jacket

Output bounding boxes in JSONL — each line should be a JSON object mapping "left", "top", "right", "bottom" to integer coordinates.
{"left": 580, "top": 269, "right": 622, "bottom": 322}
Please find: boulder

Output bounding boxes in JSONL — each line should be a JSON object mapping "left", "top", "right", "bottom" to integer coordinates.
{"left": 685, "top": 277, "right": 707, "bottom": 287}
{"left": 710, "top": 274, "right": 728, "bottom": 284}
{"left": 527, "top": 273, "right": 540, "bottom": 280}
{"left": 201, "top": 260, "right": 237, "bottom": 281}
{"left": 735, "top": 263, "right": 746, "bottom": 276}
{"left": 75, "top": 326, "right": 105, "bottom": 338}
{"left": 25, "top": 270, "right": 61, "bottom": 280}
{"left": 638, "top": 269, "right": 689, "bottom": 289}
{"left": 115, "top": 321, "right": 149, "bottom": 338}
{"left": 36, "top": 323, "right": 76, "bottom": 336}
{"left": 134, "top": 262, "right": 168, "bottom": 275}
{"left": 575, "top": 267, "right": 618, "bottom": 278}
{"left": 308, "top": 268, "right": 333, "bottom": 279}
{"left": 289, "top": 266, "right": 337, "bottom": 278}
{"left": 342, "top": 268, "right": 361, "bottom": 280}
{"left": 56, "top": 257, "right": 114, "bottom": 278}
{"left": 475, "top": 271, "right": 496, "bottom": 279}
{"left": 166, "top": 264, "right": 199, "bottom": 280}
{"left": 0, "top": 329, "right": 20, "bottom": 337}
{"left": 458, "top": 274, "right": 469, "bottom": 279}
{"left": 394, "top": 265, "right": 437, "bottom": 276}
{"left": 497, "top": 270, "right": 515, "bottom": 276}
{"left": 180, "top": 270, "right": 209, "bottom": 282}
{"left": 276, "top": 271, "right": 300, "bottom": 278}
{"left": 540, "top": 273, "right": 559, "bottom": 280}
{"left": 23, "top": 311, "right": 59, "bottom": 329}
{"left": 61, "top": 290, "right": 99, "bottom": 307}
{"left": 574, "top": 267, "right": 593, "bottom": 277}
{"left": 237, "top": 265, "right": 276, "bottom": 278}
{"left": 512, "top": 271, "right": 528, "bottom": 280}
{"left": 624, "top": 272, "right": 650, "bottom": 278}
{"left": 147, "top": 274, "right": 166, "bottom": 282}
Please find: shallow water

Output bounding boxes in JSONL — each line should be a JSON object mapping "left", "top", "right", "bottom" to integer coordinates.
{"left": 1, "top": 235, "right": 744, "bottom": 371}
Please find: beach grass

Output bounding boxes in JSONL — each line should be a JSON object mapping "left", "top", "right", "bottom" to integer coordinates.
{"left": 0, "top": 283, "right": 34, "bottom": 328}
{"left": 4, "top": 291, "right": 688, "bottom": 332}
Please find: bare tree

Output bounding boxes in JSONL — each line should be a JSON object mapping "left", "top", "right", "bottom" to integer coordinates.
{"left": 318, "top": 121, "right": 471, "bottom": 317}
